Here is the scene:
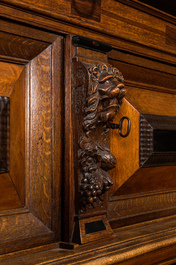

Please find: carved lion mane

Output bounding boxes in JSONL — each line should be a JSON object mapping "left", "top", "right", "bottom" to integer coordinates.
{"left": 83, "top": 63, "right": 125, "bottom": 133}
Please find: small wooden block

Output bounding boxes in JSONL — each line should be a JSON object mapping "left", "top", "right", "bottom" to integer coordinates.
{"left": 73, "top": 215, "right": 115, "bottom": 245}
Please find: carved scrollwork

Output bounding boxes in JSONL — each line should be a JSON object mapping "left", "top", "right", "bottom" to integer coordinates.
{"left": 74, "top": 62, "right": 125, "bottom": 212}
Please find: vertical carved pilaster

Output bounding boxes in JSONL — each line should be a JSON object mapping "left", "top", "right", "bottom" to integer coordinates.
{"left": 69, "top": 36, "right": 127, "bottom": 245}
{"left": 73, "top": 61, "right": 126, "bottom": 213}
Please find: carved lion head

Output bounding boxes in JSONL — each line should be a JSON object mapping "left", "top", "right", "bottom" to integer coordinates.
{"left": 83, "top": 63, "right": 125, "bottom": 132}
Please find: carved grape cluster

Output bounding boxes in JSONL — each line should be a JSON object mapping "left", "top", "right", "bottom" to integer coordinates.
{"left": 79, "top": 138, "right": 112, "bottom": 210}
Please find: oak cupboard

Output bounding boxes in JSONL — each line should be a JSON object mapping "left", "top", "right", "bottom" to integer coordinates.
{"left": 0, "top": 0, "right": 176, "bottom": 264}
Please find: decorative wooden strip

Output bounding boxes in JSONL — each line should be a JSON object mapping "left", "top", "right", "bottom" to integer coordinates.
{"left": 102, "top": 10, "right": 164, "bottom": 36}
{"left": 139, "top": 115, "right": 153, "bottom": 167}
{"left": 108, "top": 59, "right": 176, "bottom": 93}
{"left": 108, "top": 190, "right": 176, "bottom": 224}
{"left": 0, "top": 31, "right": 50, "bottom": 61}
{"left": 166, "top": 26, "right": 176, "bottom": 47}
{"left": 143, "top": 114, "right": 176, "bottom": 130}
{"left": 71, "top": 0, "right": 101, "bottom": 22}
{"left": 144, "top": 153, "right": 176, "bottom": 167}
{"left": 0, "top": 97, "right": 9, "bottom": 174}
{"left": 51, "top": 36, "right": 64, "bottom": 240}
{"left": 137, "top": 0, "right": 176, "bottom": 17}
{"left": 125, "top": 80, "right": 176, "bottom": 95}
{"left": 10, "top": 69, "right": 25, "bottom": 204}
{"left": 116, "top": 0, "right": 176, "bottom": 25}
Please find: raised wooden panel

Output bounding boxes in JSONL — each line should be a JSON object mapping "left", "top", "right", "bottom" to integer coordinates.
{"left": 109, "top": 99, "right": 139, "bottom": 196}
{"left": 108, "top": 45, "right": 176, "bottom": 229}
{"left": 26, "top": 35, "right": 64, "bottom": 239}
{"left": 109, "top": 90, "right": 176, "bottom": 197}
{"left": 0, "top": 27, "right": 64, "bottom": 254}
{"left": 114, "top": 166, "right": 176, "bottom": 196}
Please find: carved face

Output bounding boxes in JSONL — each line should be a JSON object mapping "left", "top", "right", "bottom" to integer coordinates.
{"left": 83, "top": 63, "right": 125, "bottom": 132}
{"left": 98, "top": 74, "right": 125, "bottom": 122}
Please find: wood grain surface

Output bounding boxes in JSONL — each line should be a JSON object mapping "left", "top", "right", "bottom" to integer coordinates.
{"left": 108, "top": 190, "right": 176, "bottom": 229}
{"left": 0, "top": 173, "right": 22, "bottom": 211}
{"left": 10, "top": 68, "right": 25, "bottom": 204}
{"left": 71, "top": 0, "right": 101, "bottom": 22}
{"left": 28, "top": 45, "right": 52, "bottom": 229}
{"left": 2, "top": 215, "right": 176, "bottom": 264}
{"left": 0, "top": 62, "right": 23, "bottom": 97}
{"left": 0, "top": 212, "right": 55, "bottom": 255}
{"left": 109, "top": 99, "right": 139, "bottom": 196}
{"left": 0, "top": 19, "right": 57, "bottom": 43}
{"left": 108, "top": 49, "right": 176, "bottom": 77}
{"left": 0, "top": 0, "right": 176, "bottom": 263}
{"left": 1, "top": 0, "right": 176, "bottom": 63}
{"left": 1, "top": 0, "right": 176, "bottom": 68}
{"left": 109, "top": 58, "right": 176, "bottom": 92}
{"left": 166, "top": 26, "right": 176, "bottom": 47}
{"left": 126, "top": 86, "right": 176, "bottom": 116}
{"left": 114, "top": 166, "right": 176, "bottom": 196}
{"left": 0, "top": 34, "right": 64, "bottom": 256}
{"left": 0, "top": 31, "right": 50, "bottom": 61}
{"left": 63, "top": 35, "right": 75, "bottom": 243}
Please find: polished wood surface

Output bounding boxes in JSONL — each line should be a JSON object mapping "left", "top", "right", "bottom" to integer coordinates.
{"left": 110, "top": 98, "right": 139, "bottom": 195}
{"left": 0, "top": 62, "right": 23, "bottom": 96}
{"left": 1, "top": 215, "right": 176, "bottom": 264}
{"left": 0, "top": 174, "right": 22, "bottom": 211}
{"left": 0, "top": 0, "right": 176, "bottom": 264}
{"left": 51, "top": 36, "right": 64, "bottom": 240}
{"left": 1, "top": 0, "right": 176, "bottom": 65}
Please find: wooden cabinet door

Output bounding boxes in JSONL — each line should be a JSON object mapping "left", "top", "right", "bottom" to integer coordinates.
{"left": 0, "top": 21, "right": 64, "bottom": 254}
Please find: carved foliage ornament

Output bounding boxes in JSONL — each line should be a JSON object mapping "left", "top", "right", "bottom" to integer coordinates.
{"left": 75, "top": 62, "right": 125, "bottom": 211}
